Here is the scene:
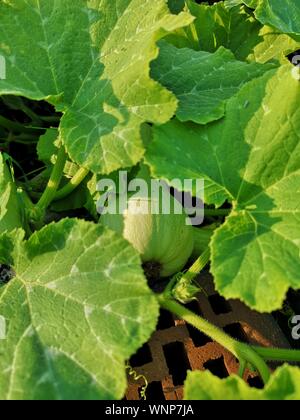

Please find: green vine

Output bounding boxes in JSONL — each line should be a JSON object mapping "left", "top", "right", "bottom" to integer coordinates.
{"left": 125, "top": 362, "right": 149, "bottom": 400}
{"left": 159, "top": 247, "right": 300, "bottom": 386}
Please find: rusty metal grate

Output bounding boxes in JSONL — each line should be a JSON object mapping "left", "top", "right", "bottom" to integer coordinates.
{"left": 125, "top": 273, "right": 290, "bottom": 400}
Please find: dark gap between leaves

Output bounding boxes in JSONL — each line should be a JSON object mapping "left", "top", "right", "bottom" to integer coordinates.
{"left": 130, "top": 343, "right": 152, "bottom": 368}
{"left": 0, "top": 265, "right": 16, "bottom": 284}
{"left": 0, "top": 96, "right": 61, "bottom": 179}
{"left": 287, "top": 289, "right": 300, "bottom": 314}
{"left": 142, "top": 382, "right": 165, "bottom": 401}
{"left": 157, "top": 309, "right": 175, "bottom": 330}
{"left": 203, "top": 357, "right": 229, "bottom": 379}
{"left": 0, "top": 96, "right": 60, "bottom": 124}
{"left": 247, "top": 376, "right": 264, "bottom": 390}
{"left": 185, "top": 300, "right": 203, "bottom": 316}
{"left": 163, "top": 342, "right": 191, "bottom": 386}
{"left": 223, "top": 323, "right": 249, "bottom": 343}
{"left": 186, "top": 323, "right": 213, "bottom": 348}
{"left": 209, "top": 294, "right": 232, "bottom": 315}
{"left": 196, "top": 0, "right": 222, "bottom": 4}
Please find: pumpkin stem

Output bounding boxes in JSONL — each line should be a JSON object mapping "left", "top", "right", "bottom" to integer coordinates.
{"left": 157, "top": 294, "right": 271, "bottom": 386}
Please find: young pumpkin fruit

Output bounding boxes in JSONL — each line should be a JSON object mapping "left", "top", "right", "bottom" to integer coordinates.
{"left": 101, "top": 192, "right": 194, "bottom": 279}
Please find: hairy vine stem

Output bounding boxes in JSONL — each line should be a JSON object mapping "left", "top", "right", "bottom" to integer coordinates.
{"left": 158, "top": 243, "right": 300, "bottom": 386}
{"left": 182, "top": 247, "right": 210, "bottom": 283}
{"left": 252, "top": 346, "right": 300, "bottom": 362}
{"left": 157, "top": 294, "right": 271, "bottom": 385}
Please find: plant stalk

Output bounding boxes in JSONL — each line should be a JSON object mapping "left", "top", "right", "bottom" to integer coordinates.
{"left": 238, "top": 359, "right": 247, "bottom": 379}
{"left": 157, "top": 294, "right": 271, "bottom": 385}
{"left": 184, "top": 248, "right": 210, "bottom": 283}
{"left": 0, "top": 115, "right": 41, "bottom": 134}
{"left": 252, "top": 346, "right": 300, "bottom": 362}
{"left": 35, "top": 146, "right": 67, "bottom": 211}
{"left": 192, "top": 225, "right": 216, "bottom": 259}
{"left": 54, "top": 167, "right": 89, "bottom": 201}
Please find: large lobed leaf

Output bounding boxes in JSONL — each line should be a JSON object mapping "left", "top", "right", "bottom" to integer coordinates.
{"left": 166, "top": 1, "right": 300, "bottom": 64}
{"left": 151, "top": 41, "right": 275, "bottom": 124}
{"left": 0, "top": 219, "right": 159, "bottom": 400}
{"left": 0, "top": 0, "right": 193, "bottom": 174}
{"left": 226, "top": 0, "right": 300, "bottom": 36}
{"left": 184, "top": 365, "right": 300, "bottom": 400}
{"left": 146, "top": 65, "right": 300, "bottom": 312}
{"left": 251, "top": 0, "right": 300, "bottom": 36}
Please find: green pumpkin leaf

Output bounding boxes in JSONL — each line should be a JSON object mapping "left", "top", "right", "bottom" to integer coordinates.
{"left": 0, "top": 155, "right": 23, "bottom": 234}
{"left": 226, "top": 0, "right": 300, "bottom": 36}
{"left": 255, "top": 0, "right": 300, "bottom": 36}
{"left": 146, "top": 65, "right": 300, "bottom": 312}
{"left": 166, "top": 1, "right": 300, "bottom": 64}
{"left": 0, "top": 219, "right": 158, "bottom": 400}
{"left": 246, "top": 25, "right": 300, "bottom": 64}
{"left": 0, "top": 0, "right": 193, "bottom": 174}
{"left": 37, "top": 129, "right": 59, "bottom": 165}
{"left": 225, "top": 0, "right": 259, "bottom": 8}
{"left": 151, "top": 42, "right": 275, "bottom": 124}
{"left": 184, "top": 365, "right": 300, "bottom": 400}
